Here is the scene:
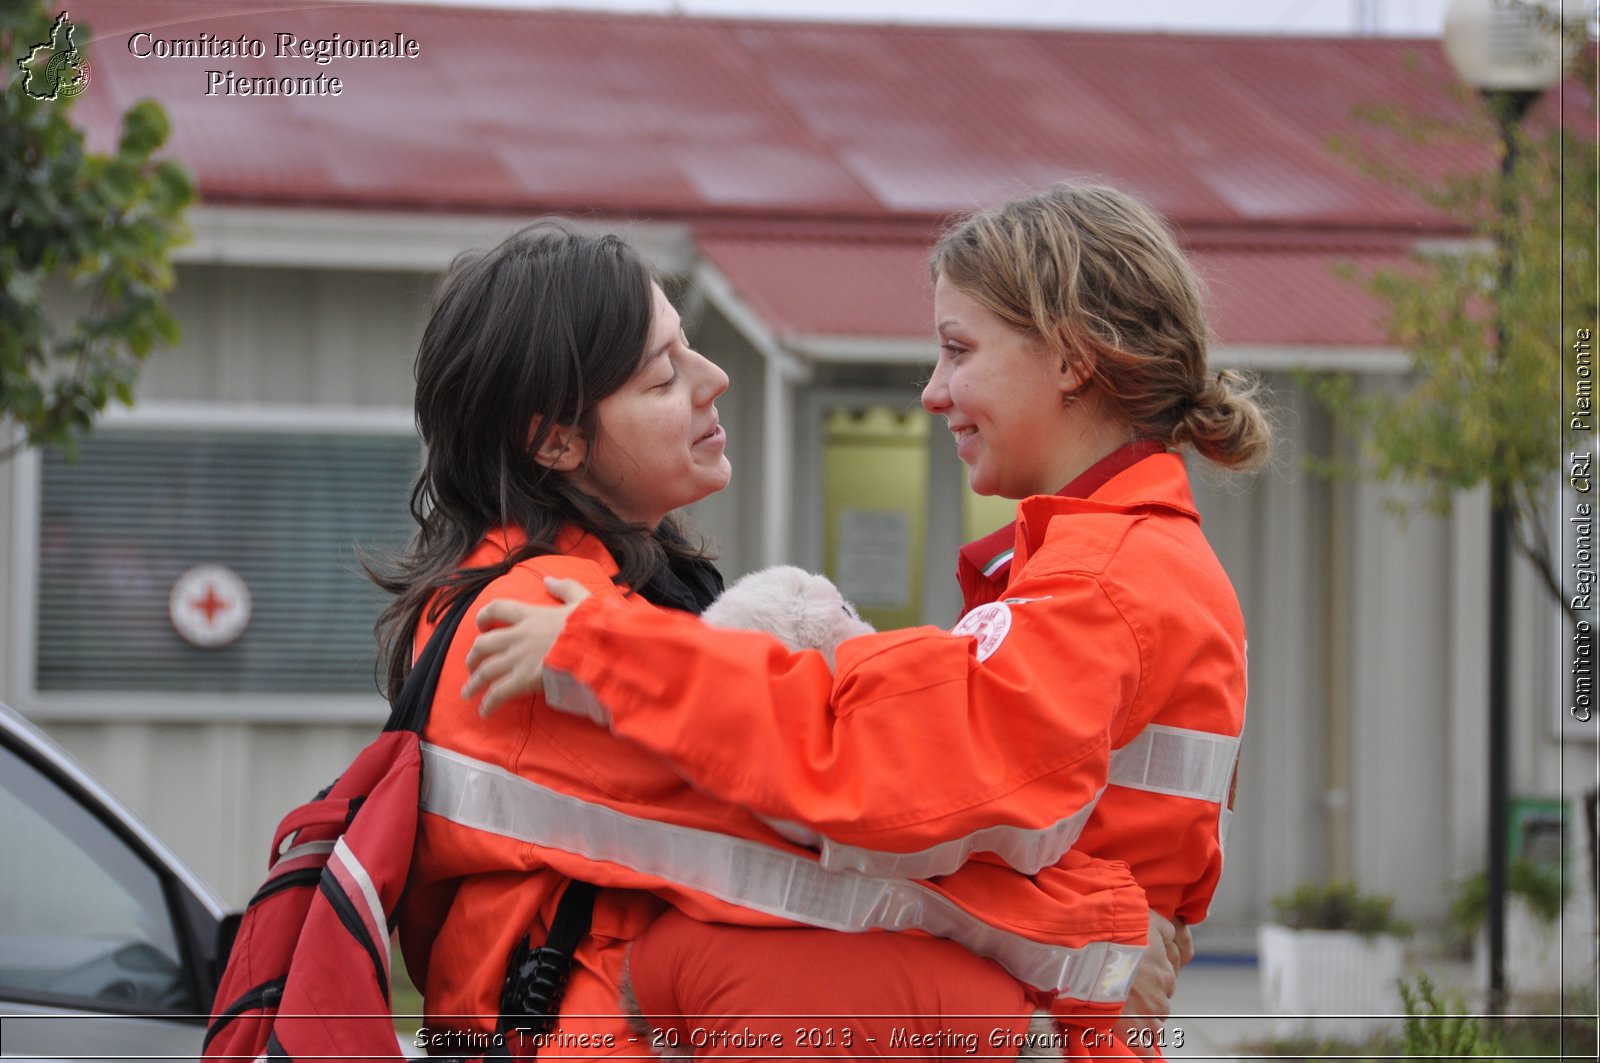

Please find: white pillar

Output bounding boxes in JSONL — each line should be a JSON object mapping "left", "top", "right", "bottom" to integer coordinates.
{"left": 691, "top": 262, "right": 812, "bottom": 569}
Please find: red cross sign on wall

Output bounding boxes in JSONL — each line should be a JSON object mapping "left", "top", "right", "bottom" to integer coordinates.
{"left": 169, "top": 564, "right": 252, "bottom": 648}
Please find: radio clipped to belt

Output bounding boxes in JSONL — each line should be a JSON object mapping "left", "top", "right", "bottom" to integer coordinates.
{"left": 494, "top": 879, "right": 600, "bottom": 1053}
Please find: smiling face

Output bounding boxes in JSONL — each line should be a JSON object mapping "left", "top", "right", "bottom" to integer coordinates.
{"left": 572, "top": 284, "right": 731, "bottom": 527}
{"left": 923, "top": 274, "right": 1099, "bottom": 499}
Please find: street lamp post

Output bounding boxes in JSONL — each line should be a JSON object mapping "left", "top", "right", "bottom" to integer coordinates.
{"left": 1441, "top": 0, "right": 1570, "bottom": 1016}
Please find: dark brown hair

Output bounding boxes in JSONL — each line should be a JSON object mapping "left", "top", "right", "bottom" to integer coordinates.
{"left": 368, "top": 221, "right": 709, "bottom": 699}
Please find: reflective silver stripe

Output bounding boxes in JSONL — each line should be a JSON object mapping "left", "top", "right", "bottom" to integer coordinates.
{"left": 1108, "top": 724, "right": 1240, "bottom": 803}
{"left": 272, "top": 838, "right": 335, "bottom": 868}
{"left": 761, "top": 790, "right": 1103, "bottom": 879}
{"left": 544, "top": 667, "right": 612, "bottom": 726}
{"left": 546, "top": 668, "right": 1102, "bottom": 878}
{"left": 418, "top": 742, "right": 1140, "bottom": 1002}
{"left": 332, "top": 836, "right": 391, "bottom": 977}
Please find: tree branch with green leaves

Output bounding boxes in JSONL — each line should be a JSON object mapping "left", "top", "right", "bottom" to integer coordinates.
{"left": 2, "top": 1, "right": 194, "bottom": 461}
{"left": 1315, "top": 15, "right": 1595, "bottom": 628}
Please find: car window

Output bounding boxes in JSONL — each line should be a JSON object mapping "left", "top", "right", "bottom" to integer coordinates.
{"left": 0, "top": 744, "right": 197, "bottom": 1012}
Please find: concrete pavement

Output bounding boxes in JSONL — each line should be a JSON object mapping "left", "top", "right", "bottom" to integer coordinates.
{"left": 1160, "top": 929, "right": 1488, "bottom": 1060}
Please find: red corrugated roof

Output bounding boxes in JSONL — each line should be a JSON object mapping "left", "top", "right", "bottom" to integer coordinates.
{"left": 696, "top": 234, "right": 934, "bottom": 338}
{"left": 60, "top": 1, "right": 1524, "bottom": 348}
{"left": 695, "top": 231, "right": 1414, "bottom": 346}
{"left": 1192, "top": 244, "right": 1414, "bottom": 347}
{"left": 67, "top": 1, "right": 1494, "bottom": 226}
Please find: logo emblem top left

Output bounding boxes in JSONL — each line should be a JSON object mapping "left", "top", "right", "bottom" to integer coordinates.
{"left": 17, "top": 11, "right": 90, "bottom": 101}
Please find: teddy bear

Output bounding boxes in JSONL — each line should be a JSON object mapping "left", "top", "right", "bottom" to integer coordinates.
{"left": 700, "top": 565, "right": 874, "bottom": 666}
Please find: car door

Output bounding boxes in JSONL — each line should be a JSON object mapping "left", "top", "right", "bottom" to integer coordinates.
{"left": 0, "top": 706, "right": 229, "bottom": 1060}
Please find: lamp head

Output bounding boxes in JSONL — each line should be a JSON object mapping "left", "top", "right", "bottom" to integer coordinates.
{"left": 1443, "top": 0, "right": 1576, "bottom": 92}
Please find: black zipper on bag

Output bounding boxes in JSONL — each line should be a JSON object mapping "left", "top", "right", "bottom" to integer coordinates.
{"left": 248, "top": 866, "right": 324, "bottom": 907}
{"left": 203, "top": 976, "right": 286, "bottom": 1049}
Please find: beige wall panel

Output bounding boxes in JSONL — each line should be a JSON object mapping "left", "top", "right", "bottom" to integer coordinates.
{"left": 1346, "top": 470, "right": 1453, "bottom": 923}
{"left": 1556, "top": 738, "right": 1598, "bottom": 983}
{"left": 308, "top": 270, "right": 433, "bottom": 406}
{"left": 921, "top": 420, "right": 967, "bottom": 626}
{"left": 220, "top": 722, "right": 384, "bottom": 905}
{"left": 221, "top": 269, "right": 320, "bottom": 403}
{"left": 140, "top": 267, "right": 224, "bottom": 400}
{"left": 141, "top": 265, "right": 432, "bottom": 407}
{"left": 1189, "top": 375, "right": 1334, "bottom": 930}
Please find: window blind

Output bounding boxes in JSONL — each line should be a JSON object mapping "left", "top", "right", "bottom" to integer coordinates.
{"left": 36, "top": 428, "right": 421, "bottom": 694}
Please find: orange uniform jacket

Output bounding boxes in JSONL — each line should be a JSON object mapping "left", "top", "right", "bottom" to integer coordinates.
{"left": 401, "top": 528, "right": 1148, "bottom": 1051}
{"left": 960, "top": 453, "right": 1246, "bottom": 925}
{"left": 542, "top": 452, "right": 1246, "bottom": 939}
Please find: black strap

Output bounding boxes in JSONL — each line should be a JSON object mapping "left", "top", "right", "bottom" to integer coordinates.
{"left": 492, "top": 880, "right": 600, "bottom": 1056}
{"left": 544, "top": 879, "right": 599, "bottom": 956}
{"left": 385, "top": 588, "right": 482, "bottom": 735}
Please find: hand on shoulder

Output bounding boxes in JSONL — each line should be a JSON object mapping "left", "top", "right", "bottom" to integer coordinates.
{"left": 463, "top": 576, "right": 594, "bottom": 716}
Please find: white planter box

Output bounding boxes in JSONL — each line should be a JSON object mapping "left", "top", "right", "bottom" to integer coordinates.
{"left": 1258, "top": 924, "right": 1405, "bottom": 1042}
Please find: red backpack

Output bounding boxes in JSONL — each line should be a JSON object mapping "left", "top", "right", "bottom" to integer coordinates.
{"left": 203, "top": 589, "right": 597, "bottom": 1060}
{"left": 203, "top": 731, "right": 421, "bottom": 1059}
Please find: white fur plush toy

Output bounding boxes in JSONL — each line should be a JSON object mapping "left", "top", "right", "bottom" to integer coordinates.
{"left": 701, "top": 565, "right": 874, "bottom": 667}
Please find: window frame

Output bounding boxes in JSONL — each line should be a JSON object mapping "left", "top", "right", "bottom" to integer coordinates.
{"left": 10, "top": 402, "right": 417, "bottom": 723}
{"left": 0, "top": 742, "right": 199, "bottom": 1017}
{"left": 0, "top": 710, "right": 229, "bottom": 1021}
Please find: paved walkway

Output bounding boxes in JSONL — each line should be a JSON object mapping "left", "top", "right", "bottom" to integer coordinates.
{"left": 1161, "top": 932, "right": 1487, "bottom": 1060}
{"left": 1165, "top": 957, "right": 1271, "bottom": 1060}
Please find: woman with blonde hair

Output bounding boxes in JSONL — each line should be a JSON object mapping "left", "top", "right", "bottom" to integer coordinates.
{"left": 467, "top": 182, "right": 1269, "bottom": 1056}
{"left": 381, "top": 219, "right": 1150, "bottom": 1058}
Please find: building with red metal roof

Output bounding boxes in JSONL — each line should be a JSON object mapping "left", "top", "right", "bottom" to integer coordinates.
{"left": 68, "top": 0, "right": 1517, "bottom": 348}
{"left": 5, "top": 0, "right": 1591, "bottom": 986}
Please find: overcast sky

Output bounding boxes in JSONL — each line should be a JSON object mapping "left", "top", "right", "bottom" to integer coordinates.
{"left": 403, "top": 0, "right": 1455, "bottom": 36}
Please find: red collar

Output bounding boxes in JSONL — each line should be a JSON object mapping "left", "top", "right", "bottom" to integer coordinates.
{"left": 1059, "top": 437, "right": 1168, "bottom": 499}
{"left": 956, "top": 439, "right": 1168, "bottom": 609}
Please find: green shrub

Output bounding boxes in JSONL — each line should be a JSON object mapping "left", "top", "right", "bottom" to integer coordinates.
{"left": 1269, "top": 880, "right": 1414, "bottom": 939}
{"left": 1398, "top": 973, "right": 1502, "bottom": 1061}
{"left": 1446, "top": 859, "right": 1570, "bottom": 943}
{"left": 1254, "top": 976, "right": 1597, "bottom": 1062}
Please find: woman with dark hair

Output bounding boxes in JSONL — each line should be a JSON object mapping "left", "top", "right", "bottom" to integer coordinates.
{"left": 376, "top": 221, "right": 1149, "bottom": 1057}
{"left": 463, "top": 182, "right": 1270, "bottom": 1058}
{"left": 371, "top": 223, "right": 725, "bottom": 682}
